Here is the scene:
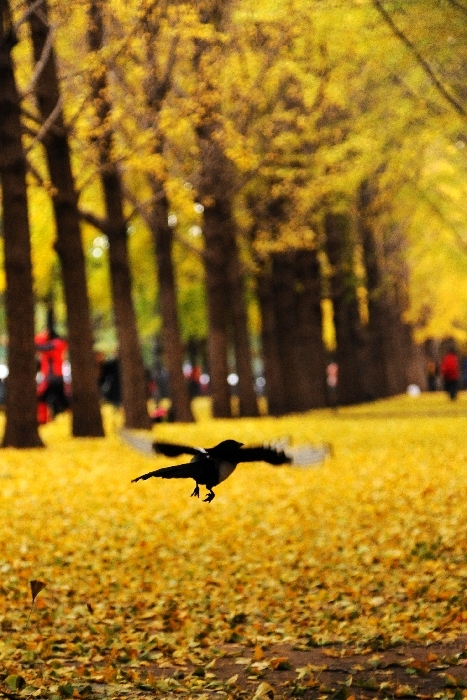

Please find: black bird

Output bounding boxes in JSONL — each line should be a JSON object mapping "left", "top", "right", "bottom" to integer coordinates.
{"left": 131, "top": 439, "right": 294, "bottom": 503}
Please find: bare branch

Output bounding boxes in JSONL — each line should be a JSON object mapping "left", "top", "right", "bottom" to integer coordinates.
{"left": 21, "top": 23, "right": 54, "bottom": 98}
{"left": 371, "top": 0, "right": 467, "bottom": 119}
{"left": 445, "top": 0, "right": 467, "bottom": 16}
{"left": 122, "top": 183, "right": 204, "bottom": 259}
{"left": 414, "top": 184, "right": 467, "bottom": 255}
{"left": 24, "top": 94, "right": 63, "bottom": 154}
{"left": 78, "top": 209, "right": 109, "bottom": 234}
{"left": 26, "top": 160, "right": 49, "bottom": 190}
{"left": 14, "top": 0, "right": 45, "bottom": 31}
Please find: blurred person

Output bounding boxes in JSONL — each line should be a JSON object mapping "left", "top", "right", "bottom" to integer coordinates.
{"left": 36, "top": 328, "right": 69, "bottom": 419}
{"left": 98, "top": 355, "right": 121, "bottom": 407}
{"left": 326, "top": 360, "right": 338, "bottom": 409}
{"left": 440, "top": 346, "right": 460, "bottom": 401}
{"left": 426, "top": 358, "right": 438, "bottom": 392}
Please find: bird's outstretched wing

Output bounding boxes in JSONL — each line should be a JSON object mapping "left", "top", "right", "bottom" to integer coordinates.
{"left": 132, "top": 457, "right": 211, "bottom": 483}
{"left": 120, "top": 432, "right": 203, "bottom": 458}
{"left": 237, "top": 446, "right": 292, "bottom": 465}
{"left": 286, "top": 443, "right": 333, "bottom": 466}
{"left": 153, "top": 441, "right": 203, "bottom": 458}
{"left": 238, "top": 443, "right": 332, "bottom": 466}
{"left": 120, "top": 429, "right": 154, "bottom": 456}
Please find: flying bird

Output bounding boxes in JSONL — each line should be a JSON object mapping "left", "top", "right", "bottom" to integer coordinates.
{"left": 131, "top": 438, "right": 299, "bottom": 503}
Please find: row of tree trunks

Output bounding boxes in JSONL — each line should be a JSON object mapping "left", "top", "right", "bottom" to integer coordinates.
{"left": 358, "top": 179, "right": 425, "bottom": 398}
{"left": 27, "top": 0, "right": 104, "bottom": 437}
{"left": 149, "top": 188, "right": 195, "bottom": 423}
{"left": 196, "top": 119, "right": 259, "bottom": 418}
{"left": 195, "top": 2, "right": 259, "bottom": 419}
{"left": 324, "top": 212, "right": 369, "bottom": 405}
{"left": 87, "top": 0, "right": 151, "bottom": 430}
{"left": 141, "top": 3, "right": 195, "bottom": 424}
{"left": 0, "top": 0, "right": 43, "bottom": 447}
{"left": 258, "top": 249, "right": 327, "bottom": 416}
{"left": 226, "top": 231, "right": 259, "bottom": 418}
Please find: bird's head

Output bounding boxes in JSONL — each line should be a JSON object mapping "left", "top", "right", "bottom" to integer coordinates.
{"left": 208, "top": 439, "right": 244, "bottom": 460}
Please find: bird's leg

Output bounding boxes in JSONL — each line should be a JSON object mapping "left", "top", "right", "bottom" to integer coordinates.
{"left": 203, "top": 489, "right": 215, "bottom": 503}
{"left": 191, "top": 484, "right": 200, "bottom": 498}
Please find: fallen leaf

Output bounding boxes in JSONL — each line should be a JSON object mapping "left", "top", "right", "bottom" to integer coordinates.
{"left": 253, "top": 645, "right": 265, "bottom": 660}
{"left": 30, "top": 580, "right": 46, "bottom": 603}
{"left": 269, "top": 657, "right": 292, "bottom": 670}
{"left": 5, "top": 675, "right": 26, "bottom": 691}
{"left": 253, "top": 681, "right": 274, "bottom": 699}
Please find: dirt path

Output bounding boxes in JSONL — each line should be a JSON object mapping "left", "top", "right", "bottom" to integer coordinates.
{"left": 129, "top": 637, "right": 467, "bottom": 699}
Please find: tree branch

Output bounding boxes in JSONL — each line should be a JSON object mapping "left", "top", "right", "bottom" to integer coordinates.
{"left": 371, "top": 0, "right": 466, "bottom": 118}
{"left": 122, "top": 184, "right": 204, "bottom": 259}
{"left": 78, "top": 209, "right": 109, "bottom": 234}
{"left": 24, "top": 94, "right": 64, "bottom": 154}
{"left": 14, "top": 0, "right": 45, "bottom": 31}
{"left": 445, "top": 0, "right": 467, "bottom": 17}
{"left": 21, "top": 22, "right": 54, "bottom": 98}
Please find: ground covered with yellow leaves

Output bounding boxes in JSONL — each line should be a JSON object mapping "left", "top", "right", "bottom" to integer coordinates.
{"left": 1, "top": 393, "right": 467, "bottom": 700}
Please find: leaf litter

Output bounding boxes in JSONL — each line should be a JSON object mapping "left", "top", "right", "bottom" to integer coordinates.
{"left": 0, "top": 395, "right": 466, "bottom": 698}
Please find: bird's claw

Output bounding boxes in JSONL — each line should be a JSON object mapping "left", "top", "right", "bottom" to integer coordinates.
{"left": 203, "top": 491, "right": 215, "bottom": 503}
{"left": 191, "top": 485, "right": 200, "bottom": 498}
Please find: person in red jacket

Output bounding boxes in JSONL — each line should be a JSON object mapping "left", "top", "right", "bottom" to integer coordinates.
{"left": 440, "top": 347, "right": 461, "bottom": 401}
{"left": 36, "top": 329, "right": 69, "bottom": 420}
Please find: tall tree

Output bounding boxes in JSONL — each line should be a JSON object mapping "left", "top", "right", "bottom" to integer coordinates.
{"left": 193, "top": 2, "right": 259, "bottom": 418}
{"left": 324, "top": 212, "right": 368, "bottom": 405}
{"left": 86, "top": 0, "right": 151, "bottom": 430}
{"left": 27, "top": 0, "right": 104, "bottom": 437}
{"left": 0, "top": 0, "right": 43, "bottom": 447}
{"left": 358, "top": 178, "right": 420, "bottom": 398}
{"left": 142, "top": 4, "right": 195, "bottom": 423}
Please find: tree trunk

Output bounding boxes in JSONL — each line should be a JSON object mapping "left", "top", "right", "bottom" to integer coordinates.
{"left": 0, "top": 2, "right": 43, "bottom": 448}
{"left": 272, "top": 251, "right": 327, "bottom": 412}
{"left": 272, "top": 252, "right": 306, "bottom": 413}
{"left": 359, "top": 180, "right": 418, "bottom": 398}
{"left": 149, "top": 190, "right": 195, "bottom": 422}
{"left": 88, "top": 0, "right": 151, "bottom": 430}
{"left": 28, "top": 0, "right": 104, "bottom": 437}
{"left": 257, "top": 268, "right": 286, "bottom": 416}
{"left": 358, "top": 185, "right": 389, "bottom": 398}
{"left": 324, "top": 212, "right": 368, "bottom": 405}
{"left": 196, "top": 126, "right": 232, "bottom": 418}
{"left": 294, "top": 249, "right": 328, "bottom": 408}
{"left": 226, "top": 230, "right": 259, "bottom": 417}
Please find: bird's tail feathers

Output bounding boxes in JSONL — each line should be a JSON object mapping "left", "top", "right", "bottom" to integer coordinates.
{"left": 132, "top": 461, "right": 195, "bottom": 482}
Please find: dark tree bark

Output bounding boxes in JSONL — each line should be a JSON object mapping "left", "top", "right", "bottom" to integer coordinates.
{"left": 149, "top": 190, "right": 195, "bottom": 422}
{"left": 197, "top": 138, "right": 232, "bottom": 418}
{"left": 0, "top": 1, "right": 43, "bottom": 447}
{"left": 194, "top": 4, "right": 258, "bottom": 419}
{"left": 27, "top": 0, "right": 104, "bottom": 437}
{"left": 357, "top": 185, "right": 389, "bottom": 398}
{"left": 140, "top": 11, "right": 195, "bottom": 423}
{"left": 324, "top": 212, "right": 368, "bottom": 405}
{"left": 87, "top": 0, "right": 151, "bottom": 430}
{"left": 272, "top": 252, "right": 327, "bottom": 413}
{"left": 294, "top": 249, "right": 328, "bottom": 408}
{"left": 274, "top": 253, "right": 307, "bottom": 413}
{"left": 256, "top": 268, "right": 286, "bottom": 416}
{"left": 226, "top": 235, "right": 259, "bottom": 417}
{"left": 358, "top": 180, "right": 421, "bottom": 398}
{"left": 196, "top": 125, "right": 259, "bottom": 418}
{"left": 256, "top": 249, "right": 328, "bottom": 416}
